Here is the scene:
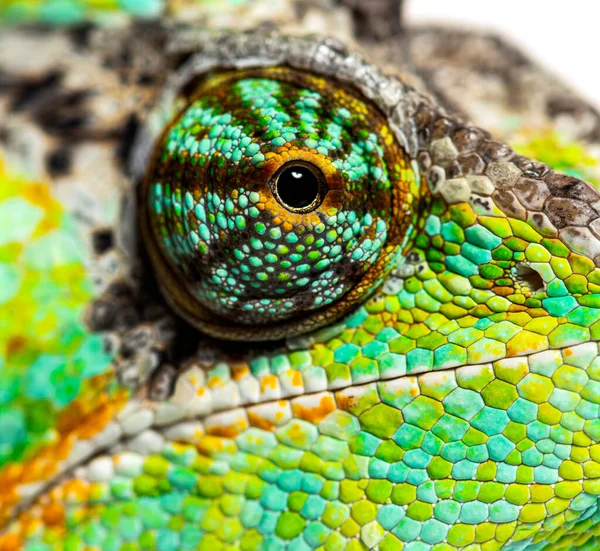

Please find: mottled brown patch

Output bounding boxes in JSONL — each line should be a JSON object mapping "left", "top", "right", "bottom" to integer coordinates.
{"left": 546, "top": 197, "right": 595, "bottom": 228}
{"left": 5, "top": 336, "right": 27, "bottom": 358}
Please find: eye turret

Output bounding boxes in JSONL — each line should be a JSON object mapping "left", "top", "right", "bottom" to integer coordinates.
{"left": 141, "top": 67, "right": 415, "bottom": 340}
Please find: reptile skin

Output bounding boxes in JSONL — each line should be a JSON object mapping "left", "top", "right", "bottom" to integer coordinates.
{"left": 2, "top": 2, "right": 600, "bottom": 551}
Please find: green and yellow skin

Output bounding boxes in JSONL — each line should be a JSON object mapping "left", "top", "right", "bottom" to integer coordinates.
{"left": 3, "top": 3, "right": 600, "bottom": 551}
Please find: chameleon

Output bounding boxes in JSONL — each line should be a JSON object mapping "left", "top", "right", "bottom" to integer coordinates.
{"left": 2, "top": 1, "right": 600, "bottom": 550}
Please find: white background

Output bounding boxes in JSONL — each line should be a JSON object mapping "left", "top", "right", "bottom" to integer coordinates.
{"left": 407, "top": 1, "right": 600, "bottom": 108}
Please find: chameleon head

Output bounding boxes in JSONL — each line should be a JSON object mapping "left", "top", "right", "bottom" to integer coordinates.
{"left": 141, "top": 67, "right": 415, "bottom": 340}
{"left": 7, "top": 23, "right": 600, "bottom": 551}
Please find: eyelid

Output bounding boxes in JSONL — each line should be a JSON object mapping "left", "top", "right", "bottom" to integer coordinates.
{"left": 131, "top": 31, "right": 421, "bottom": 182}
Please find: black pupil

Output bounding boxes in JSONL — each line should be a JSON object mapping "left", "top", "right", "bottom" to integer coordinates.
{"left": 276, "top": 165, "right": 321, "bottom": 209}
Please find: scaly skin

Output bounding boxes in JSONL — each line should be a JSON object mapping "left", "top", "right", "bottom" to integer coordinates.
{"left": 3, "top": 3, "right": 600, "bottom": 551}
{"left": 143, "top": 67, "right": 411, "bottom": 338}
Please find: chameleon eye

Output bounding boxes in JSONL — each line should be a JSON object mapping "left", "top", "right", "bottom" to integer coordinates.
{"left": 141, "top": 67, "right": 414, "bottom": 341}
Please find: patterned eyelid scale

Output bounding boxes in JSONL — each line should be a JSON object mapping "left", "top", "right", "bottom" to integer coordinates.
{"left": 3, "top": 2, "right": 600, "bottom": 551}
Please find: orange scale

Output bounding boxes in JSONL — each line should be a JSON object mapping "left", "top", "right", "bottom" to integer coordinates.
{"left": 263, "top": 195, "right": 281, "bottom": 211}
{"left": 18, "top": 457, "right": 49, "bottom": 485}
{"left": 0, "top": 464, "right": 23, "bottom": 485}
{"left": 0, "top": 488, "right": 19, "bottom": 519}
{"left": 61, "top": 479, "right": 93, "bottom": 502}
{"left": 292, "top": 395, "right": 336, "bottom": 424}
{"left": 39, "top": 455, "right": 64, "bottom": 482}
{"left": 206, "top": 422, "right": 247, "bottom": 439}
{"left": 299, "top": 211, "right": 325, "bottom": 228}
{"left": 260, "top": 375, "right": 277, "bottom": 392}
{"left": 333, "top": 393, "right": 356, "bottom": 412}
{"left": 247, "top": 412, "right": 275, "bottom": 432}
{"left": 41, "top": 503, "right": 65, "bottom": 527}
{"left": 0, "top": 532, "right": 23, "bottom": 551}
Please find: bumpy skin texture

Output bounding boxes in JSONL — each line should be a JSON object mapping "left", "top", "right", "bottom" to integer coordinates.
{"left": 3, "top": 3, "right": 600, "bottom": 551}
{"left": 144, "top": 67, "right": 411, "bottom": 338}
